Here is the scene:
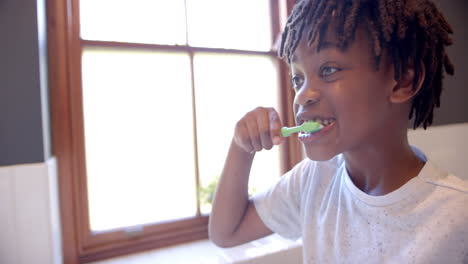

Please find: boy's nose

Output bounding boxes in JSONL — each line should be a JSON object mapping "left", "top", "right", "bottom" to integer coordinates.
{"left": 295, "top": 85, "right": 321, "bottom": 106}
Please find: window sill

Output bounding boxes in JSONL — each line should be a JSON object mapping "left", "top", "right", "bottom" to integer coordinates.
{"left": 89, "top": 234, "right": 302, "bottom": 264}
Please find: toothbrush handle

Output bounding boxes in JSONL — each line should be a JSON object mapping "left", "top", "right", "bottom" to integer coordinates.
{"left": 281, "top": 126, "right": 302, "bottom": 137}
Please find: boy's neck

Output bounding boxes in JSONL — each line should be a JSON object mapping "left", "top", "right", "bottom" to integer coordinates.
{"left": 343, "top": 135, "right": 425, "bottom": 196}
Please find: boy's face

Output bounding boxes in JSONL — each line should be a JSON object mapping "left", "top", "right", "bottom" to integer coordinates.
{"left": 290, "top": 23, "right": 397, "bottom": 161}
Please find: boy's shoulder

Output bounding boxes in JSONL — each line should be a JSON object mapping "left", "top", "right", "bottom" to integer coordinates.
{"left": 417, "top": 161, "right": 468, "bottom": 233}
{"left": 418, "top": 160, "right": 468, "bottom": 199}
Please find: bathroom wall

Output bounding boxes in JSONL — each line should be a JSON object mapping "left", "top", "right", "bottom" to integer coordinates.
{"left": 0, "top": 0, "right": 62, "bottom": 263}
{"left": 0, "top": 0, "right": 51, "bottom": 166}
{"left": 430, "top": 0, "right": 468, "bottom": 126}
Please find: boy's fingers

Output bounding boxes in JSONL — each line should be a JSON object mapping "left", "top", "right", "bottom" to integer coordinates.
{"left": 242, "top": 121, "right": 256, "bottom": 153}
{"left": 256, "top": 109, "right": 272, "bottom": 150}
{"left": 235, "top": 107, "right": 282, "bottom": 153}
{"left": 235, "top": 120, "right": 254, "bottom": 153}
{"left": 268, "top": 108, "right": 283, "bottom": 145}
{"left": 245, "top": 118, "right": 263, "bottom": 152}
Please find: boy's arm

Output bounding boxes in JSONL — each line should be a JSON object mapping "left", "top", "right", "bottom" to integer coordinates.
{"left": 209, "top": 107, "right": 284, "bottom": 248}
{"left": 208, "top": 141, "right": 272, "bottom": 247}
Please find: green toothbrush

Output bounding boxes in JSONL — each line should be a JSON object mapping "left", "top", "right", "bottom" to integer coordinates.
{"left": 281, "top": 121, "right": 323, "bottom": 137}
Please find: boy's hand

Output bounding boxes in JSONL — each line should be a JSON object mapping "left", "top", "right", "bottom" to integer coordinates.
{"left": 233, "top": 107, "right": 285, "bottom": 153}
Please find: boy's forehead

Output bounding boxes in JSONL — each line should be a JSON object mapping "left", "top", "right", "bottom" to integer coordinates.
{"left": 290, "top": 21, "right": 372, "bottom": 63}
{"left": 290, "top": 20, "right": 341, "bottom": 59}
{"left": 291, "top": 41, "right": 341, "bottom": 63}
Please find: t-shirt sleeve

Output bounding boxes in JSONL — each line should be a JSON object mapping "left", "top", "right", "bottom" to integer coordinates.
{"left": 252, "top": 159, "right": 311, "bottom": 240}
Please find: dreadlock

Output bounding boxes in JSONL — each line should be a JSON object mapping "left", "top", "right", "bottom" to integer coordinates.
{"left": 279, "top": 0, "right": 454, "bottom": 129}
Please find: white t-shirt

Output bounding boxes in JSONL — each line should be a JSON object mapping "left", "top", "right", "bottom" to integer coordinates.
{"left": 253, "top": 147, "right": 468, "bottom": 263}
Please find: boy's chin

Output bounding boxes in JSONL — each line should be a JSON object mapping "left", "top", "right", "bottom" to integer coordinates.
{"left": 304, "top": 148, "right": 337, "bottom": 162}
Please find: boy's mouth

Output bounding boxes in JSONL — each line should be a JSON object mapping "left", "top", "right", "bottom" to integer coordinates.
{"left": 298, "top": 116, "right": 336, "bottom": 126}
{"left": 298, "top": 117, "right": 336, "bottom": 136}
{"left": 306, "top": 117, "right": 335, "bottom": 126}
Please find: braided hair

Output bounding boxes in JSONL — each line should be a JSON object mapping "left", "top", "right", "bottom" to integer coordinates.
{"left": 279, "top": 0, "right": 454, "bottom": 129}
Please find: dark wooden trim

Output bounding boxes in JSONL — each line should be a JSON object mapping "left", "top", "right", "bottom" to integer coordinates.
{"left": 80, "top": 216, "right": 209, "bottom": 262}
{"left": 282, "top": 0, "right": 304, "bottom": 170}
{"left": 81, "top": 39, "right": 276, "bottom": 57}
{"left": 270, "top": 0, "right": 281, "bottom": 50}
{"left": 48, "top": 0, "right": 293, "bottom": 262}
{"left": 68, "top": 0, "right": 92, "bottom": 255}
{"left": 80, "top": 216, "right": 209, "bottom": 263}
{"left": 46, "top": 0, "right": 80, "bottom": 263}
{"left": 273, "top": 0, "right": 303, "bottom": 173}
{"left": 271, "top": 0, "right": 290, "bottom": 173}
{"left": 83, "top": 216, "right": 208, "bottom": 248}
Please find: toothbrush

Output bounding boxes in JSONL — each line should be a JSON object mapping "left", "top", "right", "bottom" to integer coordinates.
{"left": 281, "top": 121, "right": 323, "bottom": 137}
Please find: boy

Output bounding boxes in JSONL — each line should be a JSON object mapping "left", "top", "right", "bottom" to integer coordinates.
{"left": 209, "top": 0, "right": 468, "bottom": 263}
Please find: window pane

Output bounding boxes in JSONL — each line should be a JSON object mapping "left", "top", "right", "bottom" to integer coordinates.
{"left": 187, "top": 0, "right": 272, "bottom": 51}
{"left": 82, "top": 47, "right": 196, "bottom": 231}
{"left": 80, "top": 0, "right": 186, "bottom": 45}
{"left": 194, "top": 53, "right": 280, "bottom": 214}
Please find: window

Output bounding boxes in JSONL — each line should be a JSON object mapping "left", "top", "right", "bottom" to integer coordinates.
{"left": 47, "top": 0, "right": 301, "bottom": 262}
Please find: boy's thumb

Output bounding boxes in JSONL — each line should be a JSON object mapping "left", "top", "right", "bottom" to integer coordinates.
{"left": 268, "top": 108, "right": 283, "bottom": 145}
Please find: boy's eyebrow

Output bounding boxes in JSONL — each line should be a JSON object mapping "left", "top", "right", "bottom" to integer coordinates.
{"left": 290, "top": 41, "right": 341, "bottom": 63}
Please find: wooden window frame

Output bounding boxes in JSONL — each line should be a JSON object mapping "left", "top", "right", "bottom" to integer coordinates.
{"left": 46, "top": 0, "right": 301, "bottom": 263}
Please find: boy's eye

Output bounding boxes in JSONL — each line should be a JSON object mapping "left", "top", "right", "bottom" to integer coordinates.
{"left": 291, "top": 75, "right": 304, "bottom": 89}
{"left": 319, "top": 66, "right": 340, "bottom": 77}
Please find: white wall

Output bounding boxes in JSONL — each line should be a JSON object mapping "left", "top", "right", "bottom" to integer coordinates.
{"left": 408, "top": 122, "right": 468, "bottom": 178}
{"left": 0, "top": 158, "right": 62, "bottom": 264}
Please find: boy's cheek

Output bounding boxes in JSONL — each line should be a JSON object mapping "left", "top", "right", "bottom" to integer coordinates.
{"left": 292, "top": 104, "right": 300, "bottom": 121}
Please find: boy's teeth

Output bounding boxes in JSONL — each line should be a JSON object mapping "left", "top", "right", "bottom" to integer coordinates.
{"left": 309, "top": 118, "right": 335, "bottom": 126}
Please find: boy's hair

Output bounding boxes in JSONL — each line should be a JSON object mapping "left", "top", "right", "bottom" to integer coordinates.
{"left": 279, "top": 0, "right": 454, "bottom": 129}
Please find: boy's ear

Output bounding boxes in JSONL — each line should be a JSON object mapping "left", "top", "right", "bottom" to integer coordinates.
{"left": 390, "top": 60, "right": 425, "bottom": 104}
